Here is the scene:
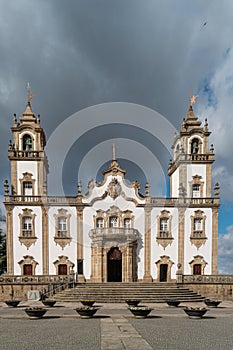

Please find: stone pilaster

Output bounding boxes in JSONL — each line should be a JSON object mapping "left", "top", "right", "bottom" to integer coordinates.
{"left": 76, "top": 207, "right": 85, "bottom": 281}
{"left": 212, "top": 207, "right": 219, "bottom": 274}
{"left": 11, "top": 160, "right": 17, "bottom": 195}
{"left": 178, "top": 207, "right": 185, "bottom": 274}
{"left": 143, "top": 207, "right": 153, "bottom": 282}
{"left": 206, "top": 164, "right": 212, "bottom": 197}
{"left": 5, "top": 205, "right": 14, "bottom": 274}
{"left": 41, "top": 206, "right": 49, "bottom": 274}
{"left": 179, "top": 163, "right": 187, "bottom": 194}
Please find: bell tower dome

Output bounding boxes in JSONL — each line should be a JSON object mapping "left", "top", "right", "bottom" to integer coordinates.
{"left": 8, "top": 97, "right": 48, "bottom": 196}
{"left": 168, "top": 96, "right": 215, "bottom": 199}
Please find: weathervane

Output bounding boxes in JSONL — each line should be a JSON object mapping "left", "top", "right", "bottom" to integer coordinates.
{"left": 27, "top": 82, "right": 35, "bottom": 101}
{"left": 190, "top": 91, "right": 198, "bottom": 106}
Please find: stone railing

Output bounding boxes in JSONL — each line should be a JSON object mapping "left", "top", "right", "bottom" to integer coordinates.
{"left": 150, "top": 197, "right": 215, "bottom": 207}
{"left": 5, "top": 195, "right": 78, "bottom": 206}
{"left": 0, "top": 274, "right": 76, "bottom": 284}
{"left": 182, "top": 275, "right": 233, "bottom": 284}
{"left": 8, "top": 150, "right": 45, "bottom": 158}
{"left": 89, "top": 227, "right": 140, "bottom": 241}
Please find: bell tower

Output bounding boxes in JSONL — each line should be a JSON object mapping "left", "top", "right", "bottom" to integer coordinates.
{"left": 8, "top": 99, "right": 48, "bottom": 197}
{"left": 168, "top": 97, "right": 215, "bottom": 199}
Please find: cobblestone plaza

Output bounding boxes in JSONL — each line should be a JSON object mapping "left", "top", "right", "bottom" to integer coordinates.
{"left": 0, "top": 301, "right": 233, "bottom": 350}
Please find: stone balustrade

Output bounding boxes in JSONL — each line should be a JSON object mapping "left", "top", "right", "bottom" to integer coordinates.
{"left": 182, "top": 275, "right": 233, "bottom": 284}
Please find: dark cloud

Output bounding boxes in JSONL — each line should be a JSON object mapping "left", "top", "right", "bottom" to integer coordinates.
{"left": 0, "top": 0, "right": 233, "bottom": 206}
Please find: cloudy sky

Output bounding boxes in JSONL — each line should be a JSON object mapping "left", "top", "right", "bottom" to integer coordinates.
{"left": 0, "top": 0, "right": 233, "bottom": 273}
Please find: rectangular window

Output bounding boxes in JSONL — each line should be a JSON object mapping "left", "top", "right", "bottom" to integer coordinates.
{"left": 58, "top": 217, "right": 67, "bottom": 231}
{"left": 194, "top": 218, "right": 202, "bottom": 231}
{"left": 23, "top": 182, "right": 33, "bottom": 196}
{"left": 192, "top": 184, "right": 200, "bottom": 198}
{"left": 96, "top": 218, "right": 104, "bottom": 228}
{"left": 23, "top": 217, "right": 32, "bottom": 230}
{"left": 160, "top": 218, "right": 168, "bottom": 231}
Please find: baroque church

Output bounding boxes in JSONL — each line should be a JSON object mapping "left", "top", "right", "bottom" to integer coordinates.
{"left": 4, "top": 98, "right": 220, "bottom": 283}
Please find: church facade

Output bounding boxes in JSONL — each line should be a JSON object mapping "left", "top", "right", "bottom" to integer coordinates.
{"left": 4, "top": 99, "right": 220, "bottom": 282}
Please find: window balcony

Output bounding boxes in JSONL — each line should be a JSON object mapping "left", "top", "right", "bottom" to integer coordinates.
{"left": 89, "top": 227, "right": 140, "bottom": 243}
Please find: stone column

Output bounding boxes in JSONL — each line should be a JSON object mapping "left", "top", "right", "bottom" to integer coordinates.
{"left": 6, "top": 205, "right": 14, "bottom": 275}
{"left": 143, "top": 207, "right": 153, "bottom": 282}
{"left": 178, "top": 207, "right": 185, "bottom": 274}
{"left": 96, "top": 246, "right": 103, "bottom": 282}
{"left": 41, "top": 206, "right": 49, "bottom": 275}
{"left": 103, "top": 249, "right": 107, "bottom": 282}
{"left": 122, "top": 247, "right": 126, "bottom": 282}
{"left": 212, "top": 207, "right": 219, "bottom": 274}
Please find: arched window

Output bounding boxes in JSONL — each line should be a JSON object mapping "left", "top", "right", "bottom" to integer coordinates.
{"left": 96, "top": 218, "right": 104, "bottom": 228}
{"left": 23, "top": 181, "right": 32, "bottom": 195}
{"left": 23, "top": 134, "right": 32, "bottom": 150}
{"left": 191, "top": 138, "right": 199, "bottom": 154}
{"left": 109, "top": 216, "right": 118, "bottom": 228}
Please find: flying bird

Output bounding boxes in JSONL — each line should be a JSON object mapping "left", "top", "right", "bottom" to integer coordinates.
{"left": 203, "top": 21, "right": 207, "bottom": 26}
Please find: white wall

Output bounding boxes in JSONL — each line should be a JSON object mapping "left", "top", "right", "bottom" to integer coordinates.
{"left": 186, "top": 164, "right": 206, "bottom": 197}
{"left": 184, "top": 208, "right": 212, "bottom": 274}
{"left": 48, "top": 207, "right": 77, "bottom": 274}
{"left": 17, "top": 161, "right": 38, "bottom": 195}
{"left": 13, "top": 206, "right": 42, "bottom": 274}
{"left": 151, "top": 208, "right": 178, "bottom": 280}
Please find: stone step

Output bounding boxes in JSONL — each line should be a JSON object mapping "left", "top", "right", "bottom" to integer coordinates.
{"left": 51, "top": 282, "right": 204, "bottom": 302}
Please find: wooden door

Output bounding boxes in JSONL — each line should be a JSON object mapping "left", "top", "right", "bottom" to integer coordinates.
{"left": 107, "top": 247, "right": 122, "bottom": 282}
{"left": 58, "top": 264, "right": 68, "bottom": 275}
{"left": 160, "top": 264, "right": 168, "bottom": 282}
{"left": 193, "top": 264, "right": 202, "bottom": 275}
{"left": 23, "top": 264, "right": 32, "bottom": 276}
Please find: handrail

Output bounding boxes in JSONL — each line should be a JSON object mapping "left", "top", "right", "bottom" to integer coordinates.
{"left": 40, "top": 273, "right": 77, "bottom": 299}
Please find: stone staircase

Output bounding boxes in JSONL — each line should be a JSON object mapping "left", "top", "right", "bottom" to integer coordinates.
{"left": 52, "top": 282, "right": 205, "bottom": 303}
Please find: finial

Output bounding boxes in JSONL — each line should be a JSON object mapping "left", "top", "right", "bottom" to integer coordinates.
{"left": 112, "top": 143, "right": 116, "bottom": 161}
{"left": 8, "top": 140, "right": 13, "bottom": 150}
{"left": 145, "top": 182, "right": 150, "bottom": 197}
{"left": 27, "top": 82, "right": 35, "bottom": 102}
{"left": 77, "top": 180, "right": 82, "bottom": 195}
{"left": 189, "top": 91, "right": 198, "bottom": 106}
{"left": 204, "top": 118, "right": 208, "bottom": 130}
{"left": 13, "top": 113, "right": 17, "bottom": 126}
{"left": 4, "top": 180, "right": 9, "bottom": 195}
{"left": 214, "top": 183, "right": 220, "bottom": 198}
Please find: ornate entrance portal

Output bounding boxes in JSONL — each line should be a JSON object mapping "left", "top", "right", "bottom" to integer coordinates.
{"left": 107, "top": 247, "right": 122, "bottom": 282}
{"left": 89, "top": 227, "right": 139, "bottom": 282}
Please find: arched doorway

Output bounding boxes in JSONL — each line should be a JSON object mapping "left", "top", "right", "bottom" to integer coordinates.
{"left": 107, "top": 247, "right": 122, "bottom": 282}
{"left": 160, "top": 264, "right": 168, "bottom": 282}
